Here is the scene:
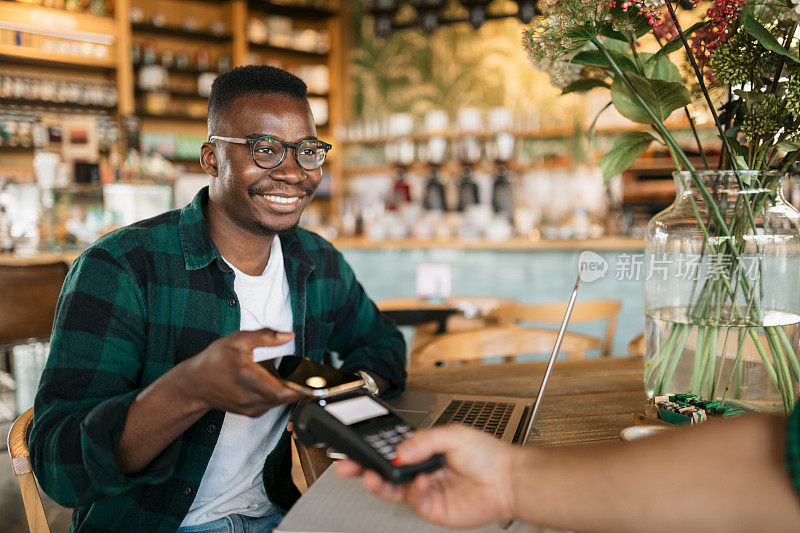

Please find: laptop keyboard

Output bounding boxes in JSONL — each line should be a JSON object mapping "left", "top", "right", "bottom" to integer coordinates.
{"left": 433, "top": 400, "right": 514, "bottom": 438}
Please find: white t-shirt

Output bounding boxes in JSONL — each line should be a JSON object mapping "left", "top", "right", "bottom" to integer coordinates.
{"left": 181, "top": 236, "right": 295, "bottom": 527}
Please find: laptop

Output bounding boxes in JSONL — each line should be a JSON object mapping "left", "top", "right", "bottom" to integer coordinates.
{"left": 386, "top": 274, "right": 583, "bottom": 447}
{"left": 387, "top": 390, "right": 533, "bottom": 444}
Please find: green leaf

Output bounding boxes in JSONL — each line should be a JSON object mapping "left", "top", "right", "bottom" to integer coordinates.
{"left": 564, "top": 23, "right": 598, "bottom": 54}
{"left": 611, "top": 72, "right": 691, "bottom": 125}
{"left": 574, "top": 49, "right": 637, "bottom": 72}
{"left": 731, "top": 154, "right": 748, "bottom": 171}
{"left": 561, "top": 79, "right": 610, "bottom": 95}
{"left": 742, "top": 15, "right": 800, "bottom": 65}
{"left": 586, "top": 101, "right": 613, "bottom": 142}
{"left": 599, "top": 131, "right": 656, "bottom": 181}
{"left": 643, "top": 54, "right": 681, "bottom": 83}
{"left": 778, "top": 139, "right": 800, "bottom": 152}
{"left": 603, "top": 38, "right": 629, "bottom": 55}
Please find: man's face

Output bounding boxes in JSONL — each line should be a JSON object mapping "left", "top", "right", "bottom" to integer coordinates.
{"left": 205, "top": 93, "right": 323, "bottom": 236}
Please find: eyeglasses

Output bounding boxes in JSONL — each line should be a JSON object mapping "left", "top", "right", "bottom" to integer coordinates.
{"left": 209, "top": 135, "right": 332, "bottom": 171}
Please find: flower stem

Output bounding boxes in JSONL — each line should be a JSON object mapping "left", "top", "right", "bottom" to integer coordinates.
{"left": 664, "top": 1, "right": 739, "bottom": 169}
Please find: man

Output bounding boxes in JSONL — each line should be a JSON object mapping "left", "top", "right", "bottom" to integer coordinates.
{"left": 30, "top": 65, "right": 406, "bottom": 532}
{"left": 338, "top": 412, "right": 800, "bottom": 531}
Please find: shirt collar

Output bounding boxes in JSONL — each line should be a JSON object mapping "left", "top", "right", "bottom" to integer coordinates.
{"left": 179, "top": 186, "right": 220, "bottom": 271}
{"left": 179, "top": 186, "right": 315, "bottom": 272}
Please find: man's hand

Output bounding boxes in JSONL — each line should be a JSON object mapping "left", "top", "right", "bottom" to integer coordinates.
{"left": 179, "top": 328, "right": 304, "bottom": 417}
{"left": 336, "top": 424, "right": 517, "bottom": 529}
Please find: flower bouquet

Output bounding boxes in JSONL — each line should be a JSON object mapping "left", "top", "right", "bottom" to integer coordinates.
{"left": 524, "top": 1, "right": 800, "bottom": 411}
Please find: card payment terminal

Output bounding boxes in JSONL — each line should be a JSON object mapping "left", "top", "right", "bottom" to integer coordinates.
{"left": 293, "top": 391, "right": 445, "bottom": 484}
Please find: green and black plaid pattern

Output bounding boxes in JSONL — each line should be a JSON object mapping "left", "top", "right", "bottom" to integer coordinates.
{"left": 29, "top": 187, "right": 406, "bottom": 532}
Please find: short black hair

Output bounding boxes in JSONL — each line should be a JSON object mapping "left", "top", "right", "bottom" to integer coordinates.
{"left": 207, "top": 65, "right": 308, "bottom": 135}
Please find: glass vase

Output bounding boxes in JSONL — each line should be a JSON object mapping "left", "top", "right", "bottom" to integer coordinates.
{"left": 644, "top": 171, "right": 800, "bottom": 413}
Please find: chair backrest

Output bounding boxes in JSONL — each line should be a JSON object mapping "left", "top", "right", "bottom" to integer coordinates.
{"left": 377, "top": 296, "right": 518, "bottom": 362}
{"left": 628, "top": 333, "right": 645, "bottom": 357}
{"left": 0, "top": 262, "right": 68, "bottom": 345}
{"left": 489, "top": 300, "right": 622, "bottom": 358}
{"left": 412, "top": 325, "right": 603, "bottom": 368}
{"left": 377, "top": 298, "right": 451, "bottom": 312}
{"left": 7, "top": 407, "right": 50, "bottom": 533}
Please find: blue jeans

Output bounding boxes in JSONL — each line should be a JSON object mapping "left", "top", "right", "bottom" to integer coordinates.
{"left": 176, "top": 510, "right": 285, "bottom": 533}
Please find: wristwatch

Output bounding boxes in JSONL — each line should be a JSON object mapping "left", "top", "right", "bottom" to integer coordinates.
{"left": 357, "top": 370, "right": 380, "bottom": 396}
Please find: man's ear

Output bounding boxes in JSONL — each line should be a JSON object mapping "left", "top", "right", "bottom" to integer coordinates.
{"left": 200, "top": 142, "right": 218, "bottom": 177}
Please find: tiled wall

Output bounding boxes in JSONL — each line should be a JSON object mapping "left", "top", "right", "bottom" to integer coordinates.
{"left": 340, "top": 247, "right": 646, "bottom": 358}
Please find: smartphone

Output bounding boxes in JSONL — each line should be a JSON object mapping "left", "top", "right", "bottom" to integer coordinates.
{"left": 261, "top": 356, "right": 365, "bottom": 397}
{"left": 293, "top": 390, "right": 444, "bottom": 484}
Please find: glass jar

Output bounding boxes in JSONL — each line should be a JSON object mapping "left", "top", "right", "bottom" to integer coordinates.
{"left": 644, "top": 171, "right": 800, "bottom": 413}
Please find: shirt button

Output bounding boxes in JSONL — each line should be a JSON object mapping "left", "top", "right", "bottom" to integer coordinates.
{"left": 184, "top": 486, "right": 194, "bottom": 496}
{"left": 228, "top": 298, "right": 237, "bottom": 307}
{"left": 206, "top": 424, "right": 217, "bottom": 434}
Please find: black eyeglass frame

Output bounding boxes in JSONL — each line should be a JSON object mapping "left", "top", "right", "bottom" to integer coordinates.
{"left": 208, "top": 135, "right": 333, "bottom": 171}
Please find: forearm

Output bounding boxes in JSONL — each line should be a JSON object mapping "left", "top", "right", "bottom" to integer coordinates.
{"left": 114, "top": 361, "right": 207, "bottom": 474}
{"left": 511, "top": 416, "right": 800, "bottom": 532}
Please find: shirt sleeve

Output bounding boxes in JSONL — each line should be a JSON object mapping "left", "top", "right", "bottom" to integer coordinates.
{"left": 29, "top": 247, "right": 180, "bottom": 508}
{"left": 326, "top": 250, "right": 407, "bottom": 396}
{"left": 786, "top": 403, "right": 800, "bottom": 501}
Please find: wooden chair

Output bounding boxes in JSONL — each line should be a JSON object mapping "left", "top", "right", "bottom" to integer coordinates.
{"left": 628, "top": 333, "right": 645, "bottom": 357}
{"left": 412, "top": 325, "right": 603, "bottom": 369}
{"left": 0, "top": 262, "right": 68, "bottom": 346}
{"left": 291, "top": 440, "right": 334, "bottom": 493}
{"left": 489, "top": 300, "right": 622, "bottom": 358}
{"left": 7, "top": 407, "right": 50, "bottom": 533}
{"left": 378, "top": 296, "right": 515, "bottom": 359}
{"left": 0, "top": 262, "right": 68, "bottom": 423}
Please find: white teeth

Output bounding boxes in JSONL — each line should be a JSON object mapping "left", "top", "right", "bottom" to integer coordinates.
{"left": 263, "top": 195, "right": 299, "bottom": 204}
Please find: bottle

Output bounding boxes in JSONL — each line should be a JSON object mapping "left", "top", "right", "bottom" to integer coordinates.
{"left": 422, "top": 167, "right": 447, "bottom": 211}
{"left": 142, "top": 41, "right": 157, "bottom": 65}
{"left": 390, "top": 167, "right": 410, "bottom": 210}
{"left": 492, "top": 164, "right": 513, "bottom": 219}
{"left": 456, "top": 165, "right": 479, "bottom": 211}
{"left": 0, "top": 205, "right": 14, "bottom": 253}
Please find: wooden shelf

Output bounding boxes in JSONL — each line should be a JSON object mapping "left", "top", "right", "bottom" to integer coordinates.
{"left": 137, "top": 111, "right": 206, "bottom": 121}
{"left": 0, "top": 44, "right": 115, "bottom": 71}
{"left": 133, "top": 63, "right": 219, "bottom": 75}
{"left": 0, "top": 1, "right": 116, "bottom": 36}
{"left": 131, "top": 22, "right": 231, "bottom": 42}
{"left": 135, "top": 88, "right": 208, "bottom": 99}
{"left": 0, "top": 144, "right": 38, "bottom": 151}
{"left": 0, "top": 0, "right": 343, "bottom": 218}
{"left": 594, "top": 123, "right": 716, "bottom": 135}
{"left": 627, "top": 156, "right": 716, "bottom": 171}
{"left": 342, "top": 158, "right": 572, "bottom": 177}
{"left": 166, "top": 155, "right": 202, "bottom": 163}
{"left": 0, "top": 97, "right": 116, "bottom": 111}
{"left": 340, "top": 126, "right": 577, "bottom": 146}
{"left": 247, "top": 0, "right": 336, "bottom": 20}
{"left": 248, "top": 41, "right": 328, "bottom": 59}
{"left": 0, "top": 145, "right": 111, "bottom": 154}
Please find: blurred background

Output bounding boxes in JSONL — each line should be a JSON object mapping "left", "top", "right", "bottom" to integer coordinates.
{"left": 2, "top": 1, "right": 795, "bottom": 530}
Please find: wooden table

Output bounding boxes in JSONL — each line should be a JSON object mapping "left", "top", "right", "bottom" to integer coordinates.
{"left": 406, "top": 356, "right": 647, "bottom": 446}
{"left": 293, "top": 356, "right": 647, "bottom": 489}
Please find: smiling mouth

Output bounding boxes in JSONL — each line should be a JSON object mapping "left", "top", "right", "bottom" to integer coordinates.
{"left": 254, "top": 193, "right": 304, "bottom": 213}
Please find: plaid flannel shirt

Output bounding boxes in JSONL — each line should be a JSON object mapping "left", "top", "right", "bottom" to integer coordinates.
{"left": 29, "top": 186, "right": 406, "bottom": 532}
